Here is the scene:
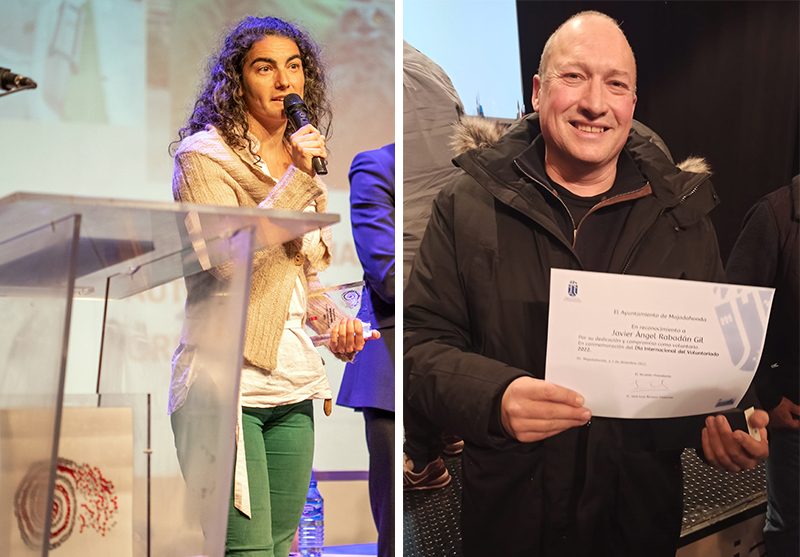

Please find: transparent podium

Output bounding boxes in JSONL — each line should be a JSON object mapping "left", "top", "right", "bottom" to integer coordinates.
{"left": 0, "top": 193, "right": 338, "bottom": 557}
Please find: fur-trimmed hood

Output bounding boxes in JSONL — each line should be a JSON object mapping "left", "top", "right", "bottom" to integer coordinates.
{"left": 450, "top": 114, "right": 712, "bottom": 175}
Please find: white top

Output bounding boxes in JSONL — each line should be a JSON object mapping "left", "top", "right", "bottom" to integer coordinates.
{"left": 240, "top": 274, "right": 331, "bottom": 407}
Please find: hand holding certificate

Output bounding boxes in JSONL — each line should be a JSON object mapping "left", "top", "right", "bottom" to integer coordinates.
{"left": 702, "top": 410, "right": 769, "bottom": 472}
{"left": 500, "top": 376, "right": 591, "bottom": 442}
{"left": 545, "top": 269, "right": 775, "bottom": 419}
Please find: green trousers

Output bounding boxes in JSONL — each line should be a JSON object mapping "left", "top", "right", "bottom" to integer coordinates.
{"left": 227, "top": 401, "right": 315, "bottom": 557}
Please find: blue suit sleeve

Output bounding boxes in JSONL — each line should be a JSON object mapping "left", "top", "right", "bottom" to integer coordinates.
{"left": 349, "top": 145, "right": 396, "bottom": 306}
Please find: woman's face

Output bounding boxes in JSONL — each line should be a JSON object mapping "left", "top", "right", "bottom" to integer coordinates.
{"left": 240, "top": 35, "right": 306, "bottom": 131}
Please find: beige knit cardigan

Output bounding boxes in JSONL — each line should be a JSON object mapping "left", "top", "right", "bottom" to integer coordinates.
{"left": 172, "top": 125, "right": 344, "bottom": 373}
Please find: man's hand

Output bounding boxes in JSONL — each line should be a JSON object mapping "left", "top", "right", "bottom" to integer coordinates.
{"left": 701, "top": 410, "right": 769, "bottom": 472}
{"left": 501, "top": 376, "right": 591, "bottom": 443}
{"left": 768, "top": 397, "right": 800, "bottom": 430}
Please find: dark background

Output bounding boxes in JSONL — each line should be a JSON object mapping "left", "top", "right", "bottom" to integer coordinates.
{"left": 516, "top": 1, "right": 799, "bottom": 264}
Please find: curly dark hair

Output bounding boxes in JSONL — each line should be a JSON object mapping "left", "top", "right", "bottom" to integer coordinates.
{"left": 172, "top": 16, "right": 331, "bottom": 157}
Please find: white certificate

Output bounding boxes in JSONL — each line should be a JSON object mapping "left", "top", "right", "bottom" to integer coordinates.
{"left": 545, "top": 269, "right": 774, "bottom": 418}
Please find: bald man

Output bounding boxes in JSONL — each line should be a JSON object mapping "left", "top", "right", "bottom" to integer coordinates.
{"left": 404, "top": 11, "right": 769, "bottom": 556}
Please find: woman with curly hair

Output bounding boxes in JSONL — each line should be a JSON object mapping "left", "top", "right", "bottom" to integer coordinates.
{"left": 169, "top": 15, "right": 374, "bottom": 557}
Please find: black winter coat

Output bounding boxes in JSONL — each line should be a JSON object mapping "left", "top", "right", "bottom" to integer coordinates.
{"left": 727, "top": 176, "right": 799, "bottom": 410}
{"left": 404, "top": 114, "right": 725, "bottom": 557}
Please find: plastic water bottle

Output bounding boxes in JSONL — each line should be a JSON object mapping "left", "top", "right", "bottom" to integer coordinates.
{"left": 298, "top": 472, "right": 324, "bottom": 556}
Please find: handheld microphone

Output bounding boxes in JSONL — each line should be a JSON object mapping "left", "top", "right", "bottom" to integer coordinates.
{"left": 283, "top": 93, "right": 327, "bottom": 175}
{"left": 0, "top": 68, "right": 37, "bottom": 91}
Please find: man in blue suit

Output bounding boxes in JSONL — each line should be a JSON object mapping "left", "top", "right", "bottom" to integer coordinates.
{"left": 337, "top": 143, "right": 395, "bottom": 557}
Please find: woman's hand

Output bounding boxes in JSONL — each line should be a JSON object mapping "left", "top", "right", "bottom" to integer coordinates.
{"left": 327, "top": 318, "right": 380, "bottom": 357}
{"left": 289, "top": 123, "right": 327, "bottom": 177}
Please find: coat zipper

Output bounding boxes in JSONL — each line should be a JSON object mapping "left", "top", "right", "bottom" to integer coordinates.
{"left": 513, "top": 160, "right": 579, "bottom": 247}
{"left": 573, "top": 185, "right": 652, "bottom": 243}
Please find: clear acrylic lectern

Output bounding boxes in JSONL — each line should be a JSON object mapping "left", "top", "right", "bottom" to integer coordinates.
{"left": 0, "top": 193, "right": 338, "bottom": 557}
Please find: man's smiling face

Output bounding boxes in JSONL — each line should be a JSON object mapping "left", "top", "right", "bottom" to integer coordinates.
{"left": 532, "top": 15, "right": 637, "bottom": 176}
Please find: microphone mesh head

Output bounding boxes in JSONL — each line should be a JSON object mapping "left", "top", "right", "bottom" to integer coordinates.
{"left": 283, "top": 93, "right": 305, "bottom": 113}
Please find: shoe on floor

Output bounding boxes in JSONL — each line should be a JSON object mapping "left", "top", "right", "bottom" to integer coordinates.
{"left": 403, "top": 453, "right": 451, "bottom": 491}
